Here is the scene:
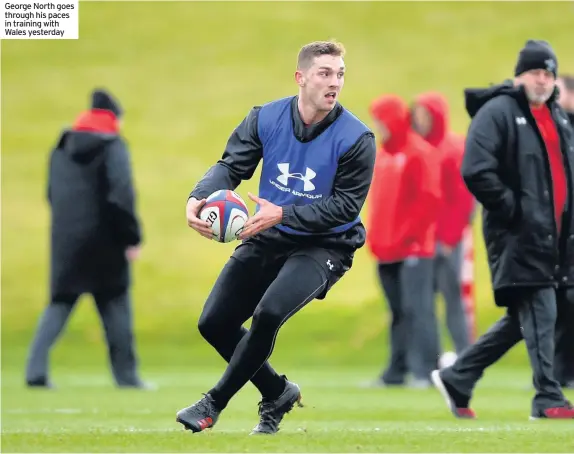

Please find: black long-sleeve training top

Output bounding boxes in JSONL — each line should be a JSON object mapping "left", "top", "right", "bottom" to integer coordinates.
{"left": 189, "top": 96, "right": 376, "bottom": 251}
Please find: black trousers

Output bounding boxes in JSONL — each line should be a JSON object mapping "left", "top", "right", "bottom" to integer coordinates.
{"left": 441, "top": 287, "right": 567, "bottom": 413}
{"left": 554, "top": 288, "right": 574, "bottom": 385}
{"left": 433, "top": 242, "right": 471, "bottom": 354}
{"left": 26, "top": 288, "right": 140, "bottom": 386}
{"left": 198, "top": 237, "right": 351, "bottom": 408}
{"left": 377, "top": 258, "right": 438, "bottom": 383}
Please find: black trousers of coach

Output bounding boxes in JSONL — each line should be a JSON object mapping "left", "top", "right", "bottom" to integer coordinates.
{"left": 441, "top": 287, "right": 568, "bottom": 413}
{"left": 197, "top": 237, "right": 350, "bottom": 408}
{"left": 554, "top": 288, "right": 574, "bottom": 386}
{"left": 26, "top": 288, "right": 140, "bottom": 386}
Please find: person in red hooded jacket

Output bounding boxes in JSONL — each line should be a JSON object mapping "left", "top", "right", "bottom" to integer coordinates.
{"left": 365, "top": 94, "right": 441, "bottom": 387}
{"left": 411, "top": 92, "right": 476, "bottom": 356}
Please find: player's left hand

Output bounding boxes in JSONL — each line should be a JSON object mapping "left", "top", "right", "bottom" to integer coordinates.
{"left": 239, "top": 193, "right": 283, "bottom": 239}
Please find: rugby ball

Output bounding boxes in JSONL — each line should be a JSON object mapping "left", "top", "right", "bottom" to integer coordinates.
{"left": 199, "top": 190, "right": 249, "bottom": 243}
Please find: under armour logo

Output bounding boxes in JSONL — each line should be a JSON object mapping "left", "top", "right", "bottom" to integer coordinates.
{"left": 545, "top": 58, "right": 556, "bottom": 72}
{"left": 277, "top": 163, "right": 316, "bottom": 191}
{"left": 516, "top": 117, "right": 527, "bottom": 125}
{"left": 326, "top": 259, "right": 334, "bottom": 270}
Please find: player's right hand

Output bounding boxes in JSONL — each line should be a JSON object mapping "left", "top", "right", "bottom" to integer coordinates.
{"left": 186, "top": 197, "right": 213, "bottom": 240}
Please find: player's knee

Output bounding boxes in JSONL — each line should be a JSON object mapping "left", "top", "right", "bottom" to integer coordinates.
{"left": 197, "top": 313, "right": 220, "bottom": 343}
{"left": 252, "top": 306, "right": 284, "bottom": 332}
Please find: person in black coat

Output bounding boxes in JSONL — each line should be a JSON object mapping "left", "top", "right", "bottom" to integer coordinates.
{"left": 26, "top": 88, "right": 148, "bottom": 389}
{"left": 554, "top": 73, "right": 574, "bottom": 389}
{"left": 431, "top": 40, "right": 574, "bottom": 420}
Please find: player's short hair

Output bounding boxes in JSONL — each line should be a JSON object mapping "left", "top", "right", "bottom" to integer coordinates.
{"left": 559, "top": 74, "right": 574, "bottom": 91}
{"left": 297, "top": 40, "right": 346, "bottom": 70}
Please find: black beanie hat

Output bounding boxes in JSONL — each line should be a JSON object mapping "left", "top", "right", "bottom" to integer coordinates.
{"left": 514, "top": 39, "right": 558, "bottom": 78}
{"left": 90, "top": 88, "right": 123, "bottom": 118}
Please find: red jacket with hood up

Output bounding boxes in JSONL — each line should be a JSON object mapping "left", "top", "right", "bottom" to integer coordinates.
{"left": 366, "top": 95, "right": 441, "bottom": 263}
{"left": 414, "top": 92, "right": 475, "bottom": 247}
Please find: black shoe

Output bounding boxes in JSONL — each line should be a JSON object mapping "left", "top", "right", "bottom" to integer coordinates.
{"left": 430, "top": 370, "right": 475, "bottom": 419}
{"left": 530, "top": 400, "right": 574, "bottom": 420}
{"left": 26, "top": 377, "right": 54, "bottom": 389}
{"left": 250, "top": 378, "right": 303, "bottom": 435}
{"left": 561, "top": 380, "right": 574, "bottom": 390}
{"left": 176, "top": 394, "right": 221, "bottom": 433}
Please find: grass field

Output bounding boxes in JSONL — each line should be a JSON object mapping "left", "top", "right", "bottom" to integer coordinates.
{"left": 2, "top": 365, "right": 574, "bottom": 453}
{"left": 2, "top": 1, "right": 574, "bottom": 452}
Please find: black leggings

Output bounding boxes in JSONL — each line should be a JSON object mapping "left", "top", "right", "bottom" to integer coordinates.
{"left": 197, "top": 242, "right": 342, "bottom": 408}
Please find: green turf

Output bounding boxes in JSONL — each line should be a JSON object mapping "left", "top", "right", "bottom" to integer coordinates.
{"left": 2, "top": 366, "right": 574, "bottom": 452}
{"left": 2, "top": 1, "right": 574, "bottom": 452}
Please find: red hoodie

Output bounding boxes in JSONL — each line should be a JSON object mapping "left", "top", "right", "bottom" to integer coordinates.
{"left": 366, "top": 95, "right": 441, "bottom": 263}
{"left": 72, "top": 108, "right": 119, "bottom": 134}
{"left": 414, "top": 92, "right": 475, "bottom": 247}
